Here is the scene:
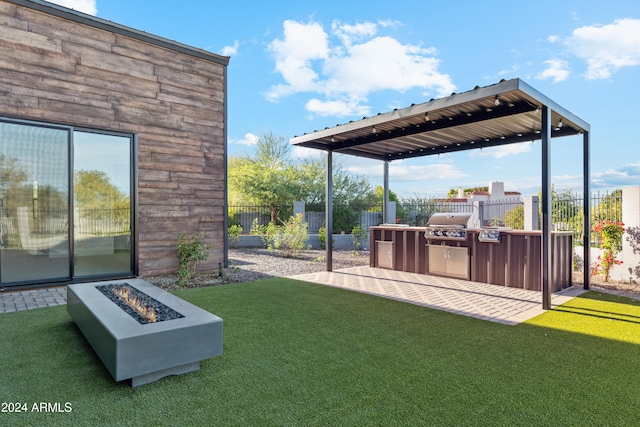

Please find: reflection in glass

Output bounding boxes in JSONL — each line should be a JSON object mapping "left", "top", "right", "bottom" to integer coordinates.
{"left": 73, "top": 131, "right": 132, "bottom": 277}
{"left": 0, "top": 122, "right": 70, "bottom": 283}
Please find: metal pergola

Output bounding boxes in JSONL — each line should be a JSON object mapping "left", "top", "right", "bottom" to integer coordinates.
{"left": 290, "top": 78, "right": 591, "bottom": 309}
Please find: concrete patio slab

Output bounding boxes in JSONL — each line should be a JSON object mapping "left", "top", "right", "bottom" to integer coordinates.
{"left": 292, "top": 266, "right": 587, "bottom": 325}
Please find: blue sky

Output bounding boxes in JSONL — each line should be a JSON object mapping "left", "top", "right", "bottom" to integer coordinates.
{"left": 54, "top": 0, "right": 640, "bottom": 197}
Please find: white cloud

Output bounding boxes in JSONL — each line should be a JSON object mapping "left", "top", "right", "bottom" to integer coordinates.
{"left": 47, "top": 0, "right": 97, "bottom": 15}
{"left": 378, "top": 19, "right": 403, "bottom": 29}
{"left": 331, "top": 20, "right": 377, "bottom": 47}
{"left": 389, "top": 163, "right": 466, "bottom": 181}
{"left": 234, "top": 133, "right": 259, "bottom": 146}
{"left": 221, "top": 41, "right": 239, "bottom": 57}
{"left": 292, "top": 145, "right": 323, "bottom": 160}
{"left": 565, "top": 18, "right": 640, "bottom": 79}
{"left": 536, "top": 59, "right": 571, "bottom": 83}
{"left": 498, "top": 64, "right": 521, "bottom": 77}
{"left": 592, "top": 162, "right": 640, "bottom": 188}
{"left": 323, "top": 36, "right": 449, "bottom": 97}
{"left": 305, "top": 98, "right": 370, "bottom": 117}
{"left": 347, "top": 162, "right": 466, "bottom": 182}
{"left": 468, "top": 142, "right": 533, "bottom": 159}
{"left": 266, "top": 20, "right": 329, "bottom": 101}
{"left": 266, "top": 19, "right": 455, "bottom": 117}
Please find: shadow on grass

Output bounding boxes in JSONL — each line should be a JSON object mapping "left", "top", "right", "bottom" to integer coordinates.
{"left": 552, "top": 291, "right": 640, "bottom": 325}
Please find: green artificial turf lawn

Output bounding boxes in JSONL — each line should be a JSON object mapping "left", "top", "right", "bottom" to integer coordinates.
{"left": 2, "top": 279, "right": 640, "bottom": 426}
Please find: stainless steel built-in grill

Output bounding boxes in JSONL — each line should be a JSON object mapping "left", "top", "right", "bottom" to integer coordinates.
{"left": 425, "top": 213, "right": 472, "bottom": 280}
{"left": 425, "top": 213, "right": 472, "bottom": 241}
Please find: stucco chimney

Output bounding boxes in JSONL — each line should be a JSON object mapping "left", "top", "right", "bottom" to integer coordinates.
{"left": 489, "top": 181, "right": 505, "bottom": 200}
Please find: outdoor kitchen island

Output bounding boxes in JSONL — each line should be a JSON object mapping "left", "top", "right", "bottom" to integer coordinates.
{"left": 370, "top": 225, "right": 573, "bottom": 292}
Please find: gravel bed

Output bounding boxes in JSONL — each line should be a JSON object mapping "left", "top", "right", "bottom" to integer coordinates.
{"left": 573, "top": 274, "right": 640, "bottom": 300}
{"left": 145, "top": 248, "right": 370, "bottom": 291}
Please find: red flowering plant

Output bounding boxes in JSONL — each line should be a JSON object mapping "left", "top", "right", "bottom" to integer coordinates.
{"left": 591, "top": 220, "right": 625, "bottom": 282}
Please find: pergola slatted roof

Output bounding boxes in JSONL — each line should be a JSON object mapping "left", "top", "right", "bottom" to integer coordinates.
{"left": 291, "top": 78, "right": 591, "bottom": 310}
{"left": 291, "top": 78, "right": 588, "bottom": 161}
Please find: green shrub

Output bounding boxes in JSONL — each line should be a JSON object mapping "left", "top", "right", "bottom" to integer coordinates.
{"left": 274, "top": 214, "right": 309, "bottom": 257}
{"left": 317, "top": 225, "right": 335, "bottom": 250}
{"left": 250, "top": 218, "right": 267, "bottom": 236}
{"left": 176, "top": 233, "right": 213, "bottom": 286}
{"left": 251, "top": 218, "right": 276, "bottom": 249}
{"left": 318, "top": 225, "right": 327, "bottom": 249}
{"left": 253, "top": 214, "right": 309, "bottom": 257}
{"left": 351, "top": 225, "right": 368, "bottom": 249}
{"left": 228, "top": 224, "right": 243, "bottom": 247}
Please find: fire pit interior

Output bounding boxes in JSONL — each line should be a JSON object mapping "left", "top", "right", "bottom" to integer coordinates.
{"left": 95, "top": 283, "right": 184, "bottom": 324}
{"left": 67, "top": 279, "right": 223, "bottom": 387}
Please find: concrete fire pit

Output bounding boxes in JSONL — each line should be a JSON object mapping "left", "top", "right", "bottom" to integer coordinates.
{"left": 67, "top": 278, "right": 223, "bottom": 387}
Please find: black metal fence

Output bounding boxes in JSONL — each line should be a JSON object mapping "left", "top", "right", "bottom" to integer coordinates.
{"left": 229, "top": 190, "right": 622, "bottom": 244}
{"left": 304, "top": 203, "right": 383, "bottom": 233}
{"left": 551, "top": 190, "right": 622, "bottom": 246}
{"left": 228, "top": 204, "right": 294, "bottom": 234}
{"left": 396, "top": 199, "right": 476, "bottom": 226}
{"left": 228, "top": 203, "right": 383, "bottom": 234}
{"left": 0, "top": 207, "right": 130, "bottom": 232}
{"left": 75, "top": 208, "right": 131, "bottom": 236}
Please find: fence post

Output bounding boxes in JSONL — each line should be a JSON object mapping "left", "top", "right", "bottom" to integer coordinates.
{"left": 386, "top": 201, "right": 396, "bottom": 224}
{"left": 524, "top": 196, "right": 539, "bottom": 231}
{"left": 621, "top": 186, "right": 640, "bottom": 282}
{"left": 476, "top": 201, "right": 484, "bottom": 228}
{"left": 293, "top": 201, "right": 305, "bottom": 218}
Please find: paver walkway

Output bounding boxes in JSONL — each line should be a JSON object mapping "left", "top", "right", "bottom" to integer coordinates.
{"left": 292, "top": 266, "right": 586, "bottom": 325}
{"left": 1, "top": 286, "right": 67, "bottom": 313}
{"left": 2, "top": 267, "right": 586, "bottom": 323}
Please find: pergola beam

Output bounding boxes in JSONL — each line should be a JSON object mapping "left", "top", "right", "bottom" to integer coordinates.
{"left": 330, "top": 100, "right": 538, "bottom": 152}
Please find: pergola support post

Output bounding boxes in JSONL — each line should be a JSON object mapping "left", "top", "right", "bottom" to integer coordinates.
{"left": 583, "top": 131, "right": 591, "bottom": 289}
{"left": 541, "top": 106, "right": 552, "bottom": 309}
{"left": 325, "top": 150, "right": 333, "bottom": 272}
{"left": 383, "top": 160, "right": 389, "bottom": 223}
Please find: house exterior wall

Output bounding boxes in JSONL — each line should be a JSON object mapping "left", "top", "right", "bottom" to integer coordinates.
{"left": 0, "top": 0, "right": 228, "bottom": 277}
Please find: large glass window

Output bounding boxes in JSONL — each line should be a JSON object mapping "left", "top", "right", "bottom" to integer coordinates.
{"left": 0, "top": 119, "right": 134, "bottom": 287}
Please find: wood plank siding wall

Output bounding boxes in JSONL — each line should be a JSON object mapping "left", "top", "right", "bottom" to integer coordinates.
{"left": 0, "top": 1, "right": 229, "bottom": 276}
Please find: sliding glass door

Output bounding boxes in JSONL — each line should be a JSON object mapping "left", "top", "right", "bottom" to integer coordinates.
{"left": 73, "top": 131, "right": 132, "bottom": 277}
{"left": 0, "top": 121, "right": 71, "bottom": 284}
{"left": 0, "top": 119, "right": 134, "bottom": 287}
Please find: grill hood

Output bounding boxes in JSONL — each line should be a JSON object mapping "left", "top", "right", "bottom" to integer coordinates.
{"left": 426, "top": 213, "right": 472, "bottom": 228}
